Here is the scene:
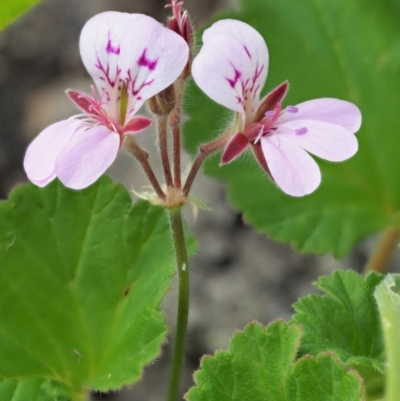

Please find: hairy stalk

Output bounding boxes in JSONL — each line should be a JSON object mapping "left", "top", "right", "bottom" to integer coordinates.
{"left": 172, "top": 123, "right": 181, "bottom": 188}
{"left": 125, "top": 139, "right": 166, "bottom": 201}
{"left": 364, "top": 228, "right": 400, "bottom": 274}
{"left": 158, "top": 115, "right": 173, "bottom": 188}
{"left": 166, "top": 209, "right": 190, "bottom": 401}
{"left": 182, "top": 152, "right": 208, "bottom": 197}
{"left": 170, "top": 79, "right": 184, "bottom": 189}
{"left": 182, "top": 129, "right": 231, "bottom": 197}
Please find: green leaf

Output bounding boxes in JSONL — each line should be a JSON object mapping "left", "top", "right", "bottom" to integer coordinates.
{"left": 0, "top": 378, "right": 76, "bottom": 401}
{"left": 375, "top": 274, "right": 400, "bottom": 401}
{"left": 184, "top": 0, "right": 400, "bottom": 257}
{"left": 0, "top": 0, "right": 40, "bottom": 31}
{"left": 186, "top": 321, "right": 363, "bottom": 401}
{"left": 0, "top": 177, "right": 181, "bottom": 394}
{"left": 292, "top": 270, "right": 385, "bottom": 397}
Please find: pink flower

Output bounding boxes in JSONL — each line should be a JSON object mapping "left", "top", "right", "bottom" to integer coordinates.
{"left": 192, "top": 19, "right": 361, "bottom": 197}
{"left": 24, "top": 11, "right": 189, "bottom": 190}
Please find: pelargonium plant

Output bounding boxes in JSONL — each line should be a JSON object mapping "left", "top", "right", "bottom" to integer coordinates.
{"left": 1, "top": 0, "right": 400, "bottom": 401}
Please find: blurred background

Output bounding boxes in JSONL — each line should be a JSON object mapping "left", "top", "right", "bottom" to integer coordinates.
{"left": 1, "top": 0, "right": 398, "bottom": 400}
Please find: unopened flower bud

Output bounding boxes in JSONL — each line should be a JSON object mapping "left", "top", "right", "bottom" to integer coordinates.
{"left": 147, "top": 84, "right": 176, "bottom": 116}
{"left": 166, "top": 1, "right": 194, "bottom": 79}
{"left": 167, "top": 11, "right": 194, "bottom": 52}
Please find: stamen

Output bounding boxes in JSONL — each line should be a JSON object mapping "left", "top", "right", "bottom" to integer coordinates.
{"left": 110, "top": 122, "right": 118, "bottom": 132}
{"left": 254, "top": 126, "right": 265, "bottom": 144}
{"left": 91, "top": 85, "right": 98, "bottom": 102}
{"left": 286, "top": 106, "right": 299, "bottom": 113}
{"left": 295, "top": 127, "right": 308, "bottom": 135}
{"left": 99, "top": 89, "right": 110, "bottom": 105}
{"left": 264, "top": 102, "right": 282, "bottom": 124}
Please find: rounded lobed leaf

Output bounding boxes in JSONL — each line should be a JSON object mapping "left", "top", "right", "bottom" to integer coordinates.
{"left": 186, "top": 321, "right": 363, "bottom": 401}
{"left": 0, "top": 378, "right": 76, "bottom": 401}
{"left": 0, "top": 177, "right": 186, "bottom": 393}
{"left": 292, "top": 270, "right": 385, "bottom": 397}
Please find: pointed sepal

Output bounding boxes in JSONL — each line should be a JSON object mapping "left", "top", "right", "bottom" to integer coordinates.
{"left": 251, "top": 142, "right": 273, "bottom": 181}
{"left": 66, "top": 89, "right": 98, "bottom": 115}
{"left": 221, "top": 133, "right": 249, "bottom": 164}
{"left": 255, "top": 81, "right": 289, "bottom": 122}
{"left": 123, "top": 116, "right": 153, "bottom": 134}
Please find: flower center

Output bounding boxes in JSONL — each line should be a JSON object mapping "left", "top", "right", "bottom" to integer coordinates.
{"left": 245, "top": 103, "right": 308, "bottom": 143}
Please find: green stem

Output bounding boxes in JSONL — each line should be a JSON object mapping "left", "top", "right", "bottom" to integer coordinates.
{"left": 167, "top": 209, "right": 190, "bottom": 401}
{"left": 375, "top": 275, "right": 400, "bottom": 401}
{"left": 364, "top": 228, "right": 400, "bottom": 274}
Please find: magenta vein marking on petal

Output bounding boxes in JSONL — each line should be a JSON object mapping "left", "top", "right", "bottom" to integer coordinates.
{"left": 295, "top": 127, "right": 308, "bottom": 135}
{"left": 243, "top": 45, "right": 252, "bottom": 59}
{"left": 106, "top": 32, "right": 121, "bottom": 55}
{"left": 133, "top": 79, "right": 154, "bottom": 96}
{"left": 138, "top": 49, "right": 158, "bottom": 71}
{"left": 95, "top": 53, "right": 120, "bottom": 88}
{"left": 126, "top": 69, "right": 155, "bottom": 98}
{"left": 226, "top": 67, "right": 242, "bottom": 89}
{"left": 241, "top": 78, "right": 250, "bottom": 94}
{"left": 286, "top": 106, "right": 299, "bottom": 113}
{"left": 249, "top": 62, "right": 264, "bottom": 93}
{"left": 253, "top": 84, "right": 260, "bottom": 98}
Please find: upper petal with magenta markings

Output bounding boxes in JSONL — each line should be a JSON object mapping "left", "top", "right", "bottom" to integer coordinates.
{"left": 192, "top": 19, "right": 268, "bottom": 118}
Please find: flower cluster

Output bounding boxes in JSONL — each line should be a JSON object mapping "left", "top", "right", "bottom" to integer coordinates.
{"left": 24, "top": 11, "right": 188, "bottom": 189}
{"left": 192, "top": 20, "right": 361, "bottom": 196}
{"left": 24, "top": 8, "right": 361, "bottom": 198}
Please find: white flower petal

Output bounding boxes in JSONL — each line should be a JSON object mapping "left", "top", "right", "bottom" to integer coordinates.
{"left": 278, "top": 98, "right": 362, "bottom": 133}
{"left": 261, "top": 134, "right": 321, "bottom": 197}
{"left": 79, "top": 12, "right": 132, "bottom": 118}
{"left": 192, "top": 20, "right": 268, "bottom": 116}
{"left": 203, "top": 19, "right": 268, "bottom": 74}
{"left": 275, "top": 119, "right": 358, "bottom": 162}
{"left": 80, "top": 12, "right": 188, "bottom": 120}
{"left": 119, "top": 14, "right": 189, "bottom": 118}
{"left": 55, "top": 125, "right": 120, "bottom": 190}
{"left": 24, "top": 120, "right": 79, "bottom": 187}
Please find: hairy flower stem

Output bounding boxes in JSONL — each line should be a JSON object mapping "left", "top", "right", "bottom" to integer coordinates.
{"left": 182, "top": 152, "right": 208, "bottom": 197}
{"left": 167, "top": 209, "right": 190, "bottom": 401}
{"left": 170, "top": 78, "right": 184, "bottom": 189}
{"left": 158, "top": 115, "right": 174, "bottom": 188}
{"left": 183, "top": 129, "right": 231, "bottom": 197}
{"left": 126, "top": 139, "right": 166, "bottom": 201}
{"left": 172, "top": 122, "right": 181, "bottom": 188}
{"left": 364, "top": 228, "right": 400, "bottom": 274}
